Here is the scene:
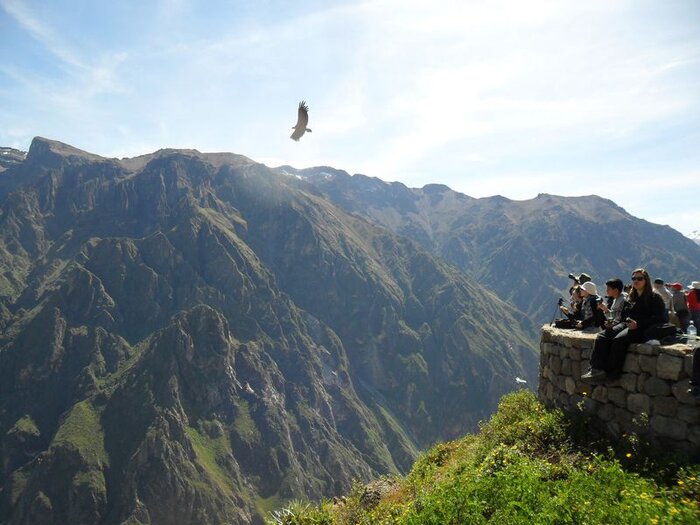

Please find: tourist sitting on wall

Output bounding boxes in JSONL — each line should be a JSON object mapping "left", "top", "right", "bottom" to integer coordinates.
{"left": 582, "top": 268, "right": 666, "bottom": 382}
{"left": 598, "top": 278, "right": 628, "bottom": 329}
{"left": 575, "top": 281, "right": 605, "bottom": 330}
{"left": 669, "top": 282, "right": 690, "bottom": 332}
{"left": 555, "top": 286, "right": 583, "bottom": 328}
{"left": 567, "top": 272, "right": 591, "bottom": 303}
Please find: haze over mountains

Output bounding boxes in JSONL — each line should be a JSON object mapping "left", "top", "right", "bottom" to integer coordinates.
{"left": 0, "top": 138, "right": 698, "bottom": 524}
{"left": 277, "top": 166, "right": 700, "bottom": 322}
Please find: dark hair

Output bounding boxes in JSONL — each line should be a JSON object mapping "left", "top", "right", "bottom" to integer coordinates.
{"left": 605, "top": 278, "right": 623, "bottom": 292}
{"left": 571, "top": 285, "right": 581, "bottom": 297}
{"left": 629, "top": 268, "right": 653, "bottom": 303}
{"left": 654, "top": 278, "right": 664, "bottom": 285}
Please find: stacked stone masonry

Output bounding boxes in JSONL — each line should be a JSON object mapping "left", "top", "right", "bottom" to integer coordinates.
{"left": 538, "top": 325, "right": 699, "bottom": 458}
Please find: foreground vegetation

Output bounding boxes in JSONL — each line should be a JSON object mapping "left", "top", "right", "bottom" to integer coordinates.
{"left": 267, "top": 390, "right": 699, "bottom": 524}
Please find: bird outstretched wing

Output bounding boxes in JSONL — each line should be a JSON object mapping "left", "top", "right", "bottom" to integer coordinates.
{"left": 290, "top": 100, "right": 311, "bottom": 141}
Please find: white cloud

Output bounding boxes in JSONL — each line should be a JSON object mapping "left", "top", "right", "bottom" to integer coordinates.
{"left": 345, "top": 1, "right": 699, "bottom": 183}
{"left": 0, "top": 0, "right": 84, "bottom": 68}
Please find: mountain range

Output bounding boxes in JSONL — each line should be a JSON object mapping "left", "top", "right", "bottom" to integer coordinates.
{"left": 276, "top": 165, "right": 700, "bottom": 322}
{"left": 1, "top": 138, "right": 698, "bottom": 524}
{"left": 0, "top": 138, "right": 535, "bottom": 524}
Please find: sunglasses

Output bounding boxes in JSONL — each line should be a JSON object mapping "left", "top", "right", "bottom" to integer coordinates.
{"left": 631, "top": 276, "right": 645, "bottom": 281}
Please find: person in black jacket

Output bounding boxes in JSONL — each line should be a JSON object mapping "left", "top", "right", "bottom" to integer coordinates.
{"left": 582, "top": 268, "right": 666, "bottom": 381}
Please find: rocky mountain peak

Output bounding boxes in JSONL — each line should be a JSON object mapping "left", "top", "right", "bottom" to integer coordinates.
{"left": 421, "top": 183, "right": 451, "bottom": 194}
{"left": 0, "top": 147, "right": 26, "bottom": 172}
{"left": 26, "top": 136, "right": 108, "bottom": 165}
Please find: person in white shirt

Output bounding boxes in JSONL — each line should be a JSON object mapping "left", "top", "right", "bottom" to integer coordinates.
{"left": 598, "top": 278, "right": 628, "bottom": 328}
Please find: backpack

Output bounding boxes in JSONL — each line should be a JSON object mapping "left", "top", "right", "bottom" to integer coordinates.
{"left": 644, "top": 323, "right": 682, "bottom": 342}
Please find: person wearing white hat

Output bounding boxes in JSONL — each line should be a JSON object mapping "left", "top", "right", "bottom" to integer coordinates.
{"left": 575, "top": 281, "right": 604, "bottom": 330}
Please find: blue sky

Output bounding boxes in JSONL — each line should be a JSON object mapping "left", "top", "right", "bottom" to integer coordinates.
{"left": 1, "top": 0, "right": 699, "bottom": 235}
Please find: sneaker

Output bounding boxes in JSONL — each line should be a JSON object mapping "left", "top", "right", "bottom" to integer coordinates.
{"left": 581, "top": 369, "right": 606, "bottom": 382}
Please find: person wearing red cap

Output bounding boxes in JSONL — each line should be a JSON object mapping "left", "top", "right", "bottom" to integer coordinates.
{"left": 670, "top": 282, "right": 690, "bottom": 332}
{"left": 688, "top": 281, "right": 700, "bottom": 330}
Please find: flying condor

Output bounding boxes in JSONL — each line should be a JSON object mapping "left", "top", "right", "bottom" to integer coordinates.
{"left": 290, "top": 100, "right": 312, "bottom": 141}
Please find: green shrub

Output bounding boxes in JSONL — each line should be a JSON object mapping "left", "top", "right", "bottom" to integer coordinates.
{"left": 276, "top": 391, "right": 700, "bottom": 524}
{"left": 403, "top": 454, "right": 698, "bottom": 524}
{"left": 478, "top": 389, "right": 567, "bottom": 454}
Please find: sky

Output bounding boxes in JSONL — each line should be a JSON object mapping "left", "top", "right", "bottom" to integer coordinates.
{"left": 1, "top": 0, "right": 699, "bottom": 235}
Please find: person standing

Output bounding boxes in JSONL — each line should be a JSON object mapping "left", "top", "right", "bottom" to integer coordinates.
{"left": 670, "top": 282, "right": 690, "bottom": 332}
{"left": 582, "top": 268, "right": 666, "bottom": 382}
{"left": 653, "top": 278, "right": 673, "bottom": 320}
{"left": 688, "top": 281, "right": 700, "bottom": 329}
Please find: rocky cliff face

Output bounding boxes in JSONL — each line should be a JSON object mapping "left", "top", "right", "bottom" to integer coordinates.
{"left": 0, "top": 138, "right": 536, "bottom": 524}
{"left": 0, "top": 148, "right": 26, "bottom": 172}
{"left": 279, "top": 167, "right": 700, "bottom": 323}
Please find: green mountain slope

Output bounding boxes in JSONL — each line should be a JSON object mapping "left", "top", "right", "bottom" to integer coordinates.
{"left": 0, "top": 138, "right": 536, "bottom": 524}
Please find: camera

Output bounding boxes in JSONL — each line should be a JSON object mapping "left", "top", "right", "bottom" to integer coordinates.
{"left": 557, "top": 297, "right": 564, "bottom": 306}
{"left": 568, "top": 273, "right": 576, "bottom": 281}
{"left": 596, "top": 296, "right": 603, "bottom": 303}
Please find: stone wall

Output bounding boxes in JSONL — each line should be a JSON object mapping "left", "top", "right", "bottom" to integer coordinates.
{"left": 538, "top": 325, "right": 699, "bottom": 458}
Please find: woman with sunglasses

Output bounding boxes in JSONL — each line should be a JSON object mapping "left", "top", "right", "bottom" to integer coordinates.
{"left": 582, "top": 268, "right": 666, "bottom": 382}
